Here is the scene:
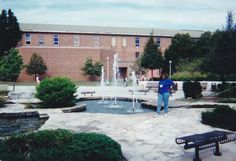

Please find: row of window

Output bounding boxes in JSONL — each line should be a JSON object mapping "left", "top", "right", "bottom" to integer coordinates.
{"left": 25, "top": 33, "right": 161, "bottom": 47}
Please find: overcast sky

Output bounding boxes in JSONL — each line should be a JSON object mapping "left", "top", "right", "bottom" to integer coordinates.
{"left": 1, "top": 0, "right": 236, "bottom": 31}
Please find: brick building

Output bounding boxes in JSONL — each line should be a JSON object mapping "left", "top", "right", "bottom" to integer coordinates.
{"left": 17, "top": 23, "right": 204, "bottom": 81}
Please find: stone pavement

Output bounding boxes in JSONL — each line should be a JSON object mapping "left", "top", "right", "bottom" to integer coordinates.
{"left": 1, "top": 85, "right": 236, "bottom": 161}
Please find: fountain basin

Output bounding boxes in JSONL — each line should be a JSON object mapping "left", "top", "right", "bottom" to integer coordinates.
{"left": 76, "top": 98, "right": 153, "bottom": 114}
{"left": 0, "top": 111, "right": 49, "bottom": 136}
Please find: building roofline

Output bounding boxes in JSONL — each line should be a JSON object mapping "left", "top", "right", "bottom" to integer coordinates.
{"left": 20, "top": 23, "right": 205, "bottom": 38}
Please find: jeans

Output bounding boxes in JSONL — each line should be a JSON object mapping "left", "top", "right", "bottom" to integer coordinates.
{"left": 156, "top": 92, "right": 170, "bottom": 114}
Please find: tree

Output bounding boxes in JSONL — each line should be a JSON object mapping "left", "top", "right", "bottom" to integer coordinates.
{"left": 26, "top": 53, "right": 47, "bottom": 80}
{"left": 130, "top": 57, "right": 147, "bottom": 76}
{"left": 202, "top": 12, "right": 236, "bottom": 81}
{"left": 225, "top": 11, "right": 234, "bottom": 32}
{"left": 164, "top": 33, "right": 195, "bottom": 73}
{"left": 140, "top": 34, "right": 163, "bottom": 79}
{"left": 81, "top": 57, "right": 103, "bottom": 80}
{"left": 195, "top": 31, "right": 213, "bottom": 58}
{"left": 0, "top": 9, "right": 22, "bottom": 56}
{"left": 0, "top": 48, "right": 23, "bottom": 90}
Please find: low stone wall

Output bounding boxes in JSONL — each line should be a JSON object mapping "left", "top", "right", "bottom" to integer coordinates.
{"left": 8, "top": 91, "right": 36, "bottom": 100}
{"left": 140, "top": 81, "right": 236, "bottom": 91}
{"left": 0, "top": 84, "right": 9, "bottom": 92}
{"left": 62, "top": 104, "right": 87, "bottom": 113}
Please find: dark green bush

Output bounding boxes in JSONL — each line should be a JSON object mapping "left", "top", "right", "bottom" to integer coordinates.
{"left": 217, "top": 85, "right": 236, "bottom": 98}
{"left": 183, "top": 81, "right": 202, "bottom": 99}
{"left": 0, "top": 129, "right": 123, "bottom": 161}
{"left": 202, "top": 105, "right": 236, "bottom": 131}
{"left": 35, "top": 77, "right": 77, "bottom": 108}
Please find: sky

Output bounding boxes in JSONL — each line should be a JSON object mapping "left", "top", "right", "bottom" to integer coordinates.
{"left": 1, "top": 0, "right": 236, "bottom": 31}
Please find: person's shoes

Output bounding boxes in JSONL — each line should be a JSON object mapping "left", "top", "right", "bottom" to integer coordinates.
{"left": 153, "top": 114, "right": 160, "bottom": 118}
{"left": 163, "top": 113, "right": 168, "bottom": 117}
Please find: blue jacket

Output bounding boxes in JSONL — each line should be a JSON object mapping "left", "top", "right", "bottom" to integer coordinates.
{"left": 158, "top": 79, "right": 174, "bottom": 94}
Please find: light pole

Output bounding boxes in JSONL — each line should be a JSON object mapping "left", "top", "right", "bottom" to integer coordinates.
{"left": 169, "top": 60, "right": 172, "bottom": 78}
{"left": 106, "top": 57, "right": 109, "bottom": 84}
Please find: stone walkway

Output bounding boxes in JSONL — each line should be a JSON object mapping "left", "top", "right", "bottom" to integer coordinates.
{"left": 1, "top": 85, "right": 236, "bottom": 161}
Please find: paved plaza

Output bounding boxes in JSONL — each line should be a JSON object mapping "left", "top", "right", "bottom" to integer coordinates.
{"left": 1, "top": 85, "right": 236, "bottom": 161}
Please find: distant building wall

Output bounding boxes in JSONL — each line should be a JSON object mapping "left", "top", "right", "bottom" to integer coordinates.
{"left": 17, "top": 23, "right": 203, "bottom": 81}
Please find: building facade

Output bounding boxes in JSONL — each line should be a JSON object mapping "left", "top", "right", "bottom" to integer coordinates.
{"left": 17, "top": 23, "right": 204, "bottom": 81}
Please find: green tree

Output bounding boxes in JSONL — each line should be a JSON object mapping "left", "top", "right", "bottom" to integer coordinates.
{"left": 195, "top": 31, "right": 213, "bottom": 58}
{"left": 131, "top": 57, "right": 147, "bottom": 76}
{"left": 0, "top": 9, "right": 22, "bottom": 56}
{"left": 81, "top": 57, "right": 103, "bottom": 80}
{"left": 0, "top": 48, "right": 23, "bottom": 90}
{"left": 26, "top": 53, "right": 47, "bottom": 80}
{"left": 202, "top": 12, "right": 236, "bottom": 81}
{"left": 140, "top": 34, "right": 163, "bottom": 79}
{"left": 164, "top": 33, "right": 195, "bottom": 73}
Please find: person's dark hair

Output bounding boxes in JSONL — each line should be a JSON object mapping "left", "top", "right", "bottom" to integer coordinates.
{"left": 160, "top": 72, "right": 168, "bottom": 80}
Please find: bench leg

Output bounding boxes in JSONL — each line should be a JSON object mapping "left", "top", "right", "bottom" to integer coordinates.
{"left": 193, "top": 147, "right": 201, "bottom": 161}
{"left": 213, "top": 141, "right": 221, "bottom": 156}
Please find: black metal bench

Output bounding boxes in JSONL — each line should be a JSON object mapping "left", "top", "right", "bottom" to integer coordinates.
{"left": 176, "top": 130, "right": 236, "bottom": 161}
{"left": 81, "top": 91, "right": 95, "bottom": 96}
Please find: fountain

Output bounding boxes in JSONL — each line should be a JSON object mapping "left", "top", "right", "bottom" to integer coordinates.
{"left": 127, "top": 71, "right": 143, "bottom": 113}
{"left": 112, "top": 54, "right": 118, "bottom": 105}
{"left": 98, "top": 66, "right": 109, "bottom": 104}
{"left": 76, "top": 54, "right": 151, "bottom": 114}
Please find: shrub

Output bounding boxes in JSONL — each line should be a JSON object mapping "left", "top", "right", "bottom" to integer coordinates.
{"left": 183, "top": 81, "right": 202, "bottom": 99}
{"left": 0, "top": 96, "right": 6, "bottom": 107}
{"left": 217, "top": 85, "right": 236, "bottom": 98}
{"left": 0, "top": 129, "right": 123, "bottom": 161}
{"left": 202, "top": 105, "right": 236, "bottom": 131}
{"left": 35, "top": 77, "right": 77, "bottom": 108}
{"left": 172, "top": 71, "right": 206, "bottom": 81}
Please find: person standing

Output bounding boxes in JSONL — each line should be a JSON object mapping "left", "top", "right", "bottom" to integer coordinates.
{"left": 154, "top": 72, "right": 174, "bottom": 117}
{"left": 36, "top": 75, "right": 40, "bottom": 84}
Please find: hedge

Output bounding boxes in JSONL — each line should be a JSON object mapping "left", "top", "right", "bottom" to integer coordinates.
{"left": 202, "top": 105, "right": 236, "bottom": 131}
{"left": 0, "top": 129, "right": 123, "bottom": 161}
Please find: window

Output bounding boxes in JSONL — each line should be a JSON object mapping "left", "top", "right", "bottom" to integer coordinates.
{"left": 93, "top": 36, "right": 99, "bottom": 47}
{"left": 156, "top": 37, "right": 161, "bottom": 48}
{"left": 38, "top": 35, "right": 44, "bottom": 45}
{"left": 111, "top": 37, "right": 116, "bottom": 47}
{"left": 25, "top": 33, "right": 31, "bottom": 45}
{"left": 53, "top": 34, "right": 59, "bottom": 46}
{"left": 135, "top": 37, "right": 140, "bottom": 47}
{"left": 135, "top": 52, "right": 140, "bottom": 58}
{"left": 74, "top": 35, "right": 80, "bottom": 46}
{"left": 122, "top": 37, "right": 127, "bottom": 47}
